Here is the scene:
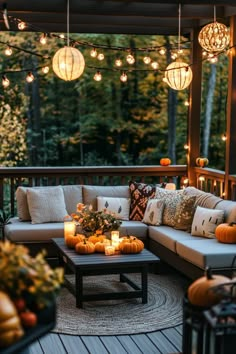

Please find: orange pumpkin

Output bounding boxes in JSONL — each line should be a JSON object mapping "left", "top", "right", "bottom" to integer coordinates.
{"left": 94, "top": 239, "right": 110, "bottom": 253}
{"left": 215, "top": 222, "right": 236, "bottom": 244}
{"left": 196, "top": 157, "right": 209, "bottom": 167}
{"left": 187, "top": 267, "right": 231, "bottom": 307}
{"left": 119, "top": 236, "right": 144, "bottom": 254}
{"left": 75, "top": 240, "right": 95, "bottom": 254}
{"left": 65, "top": 234, "right": 85, "bottom": 248}
{"left": 160, "top": 158, "right": 171, "bottom": 166}
{"left": 88, "top": 234, "right": 106, "bottom": 244}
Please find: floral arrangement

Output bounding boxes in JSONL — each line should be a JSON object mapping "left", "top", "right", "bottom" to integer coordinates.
{"left": 0, "top": 241, "right": 64, "bottom": 309}
{"left": 71, "top": 203, "right": 122, "bottom": 235}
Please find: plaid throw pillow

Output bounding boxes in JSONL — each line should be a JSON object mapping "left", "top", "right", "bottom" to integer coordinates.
{"left": 129, "top": 181, "right": 156, "bottom": 221}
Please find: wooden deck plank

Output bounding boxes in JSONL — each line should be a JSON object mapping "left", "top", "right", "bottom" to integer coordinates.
{"left": 59, "top": 334, "right": 90, "bottom": 353}
{"left": 38, "top": 333, "right": 66, "bottom": 354}
{"left": 129, "top": 334, "right": 162, "bottom": 353}
{"left": 147, "top": 330, "right": 178, "bottom": 353}
{"left": 99, "top": 336, "right": 127, "bottom": 354}
{"left": 80, "top": 336, "right": 109, "bottom": 354}
{"left": 162, "top": 327, "right": 182, "bottom": 351}
{"left": 117, "top": 335, "right": 143, "bottom": 354}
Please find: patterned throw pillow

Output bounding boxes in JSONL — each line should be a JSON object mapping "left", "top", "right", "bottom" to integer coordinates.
{"left": 155, "top": 187, "right": 183, "bottom": 227}
{"left": 173, "top": 195, "right": 196, "bottom": 232}
{"left": 191, "top": 206, "right": 225, "bottom": 238}
{"left": 97, "top": 196, "right": 130, "bottom": 220}
{"left": 142, "top": 199, "right": 165, "bottom": 226}
{"left": 129, "top": 181, "right": 156, "bottom": 221}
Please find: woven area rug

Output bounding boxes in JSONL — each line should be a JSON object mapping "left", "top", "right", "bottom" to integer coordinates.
{"left": 52, "top": 272, "right": 189, "bottom": 336}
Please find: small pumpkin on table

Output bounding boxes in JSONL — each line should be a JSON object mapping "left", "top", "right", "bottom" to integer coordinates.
{"left": 119, "top": 235, "right": 144, "bottom": 254}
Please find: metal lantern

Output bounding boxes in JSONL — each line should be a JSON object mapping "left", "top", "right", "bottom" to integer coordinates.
{"left": 204, "top": 300, "right": 236, "bottom": 354}
{"left": 198, "top": 22, "right": 230, "bottom": 53}
{"left": 52, "top": 46, "right": 85, "bottom": 81}
{"left": 164, "top": 60, "right": 193, "bottom": 90}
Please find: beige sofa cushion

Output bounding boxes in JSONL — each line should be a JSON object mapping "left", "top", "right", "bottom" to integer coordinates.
{"left": 83, "top": 185, "right": 130, "bottom": 210}
{"left": 215, "top": 200, "right": 236, "bottom": 223}
{"left": 62, "top": 185, "right": 83, "bottom": 215}
{"left": 27, "top": 186, "right": 68, "bottom": 224}
{"left": 16, "top": 186, "right": 31, "bottom": 221}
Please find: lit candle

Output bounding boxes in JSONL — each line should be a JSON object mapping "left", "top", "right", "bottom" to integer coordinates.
{"left": 105, "top": 245, "right": 116, "bottom": 256}
{"left": 111, "top": 231, "right": 120, "bottom": 250}
{"left": 64, "top": 221, "right": 76, "bottom": 238}
{"left": 165, "top": 183, "right": 176, "bottom": 190}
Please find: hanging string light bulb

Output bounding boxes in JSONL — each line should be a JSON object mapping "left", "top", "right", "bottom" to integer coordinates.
{"left": 2, "top": 75, "right": 10, "bottom": 88}
{"left": 97, "top": 53, "right": 104, "bottom": 61}
{"left": 26, "top": 72, "right": 34, "bottom": 83}
{"left": 143, "top": 55, "right": 151, "bottom": 64}
{"left": 126, "top": 53, "right": 135, "bottom": 64}
{"left": 90, "top": 48, "right": 97, "bottom": 58}
{"left": 93, "top": 71, "right": 102, "bottom": 81}
{"left": 52, "top": 0, "right": 85, "bottom": 81}
{"left": 151, "top": 61, "right": 159, "bottom": 70}
{"left": 163, "top": 4, "right": 193, "bottom": 90}
{"left": 120, "top": 72, "right": 128, "bottom": 82}
{"left": 40, "top": 33, "right": 47, "bottom": 45}
{"left": 18, "top": 21, "right": 26, "bottom": 30}
{"left": 115, "top": 58, "right": 122, "bottom": 67}
{"left": 198, "top": 6, "right": 230, "bottom": 52}
{"left": 42, "top": 66, "right": 50, "bottom": 74}
{"left": 5, "top": 46, "right": 12, "bottom": 56}
{"left": 159, "top": 48, "right": 166, "bottom": 55}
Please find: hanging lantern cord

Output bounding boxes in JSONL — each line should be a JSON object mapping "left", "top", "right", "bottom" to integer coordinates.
{"left": 178, "top": 3, "right": 181, "bottom": 53}
{"left": 67, "top": 0, "right": 70, "bottom": 46}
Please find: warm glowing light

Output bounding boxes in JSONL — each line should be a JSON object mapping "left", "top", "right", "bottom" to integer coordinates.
{"left": 159, "top": 48, "right": 166, "bottom": 55}
{"left": 5, "top": 47, "right": 12, "bottom": 56}
{"left": 221, "top": 134, "right": 227, "bottom": 141}
{"left": 126, "top": 54, "right": 135, "bottom": 64}
{"left": 26, "top": 72, "right": 34, "bottom": 83}
{"left": 184, "top": 100, "right": 190, "bottom": 106}
{"left": 94, "top": 71, "right": 102, "bottom": 81}
{"left": 143, "top": 56, "right": 151, "bottom": 64}
{"left": 59, "top": 34, "right": 65, "bottom": 39}
{"left": 115, "top": 59, "right": 122, "bottom": 67}
{"left": 52, "top": 46, "right": 85, "bottom": 81}
{"left": 151, "top": 61, "right": 159, "bottom": 70}
{"left": 208, "top": 56, "right": 218, "bottom": 63}
{"left": 120, "top": 72, "right": 128, "bottom": 82}
{"left": 184, "top": 144, "right": 189, "bottom": 150}
{"left": 97, "top": 53, "right": 104, "bottom": 61}
{"left": 171, "top": 53, "right": 178, "bottom": 60}
{"left": 198, "top": 21, "right": 230, "bottom": 52}
{"left": 90, "top": 48, "right": 97, "bottom": 58}
{"left": 40, "top": 33, "right": 47, "bottom": 45}
{"left": 42, "top": 66, "right": 49, "bottom": 74}
{"left": 2, "top": 75, "right": 10, "bottom": 88}
{"left": 18, "top": 21, "right": 26, "bottom": 30}
{"left": 199, "top": 176, "right": 205, "bottom": 182}
{"left": 164, "top": 60, "right": 193, "bottom": 90}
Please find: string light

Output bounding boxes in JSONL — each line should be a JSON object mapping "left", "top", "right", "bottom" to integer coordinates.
{"left": 40, "top": 33, "right": 47, "bottom": 45}
{"left": 184, "top": 100, "right": 190, "bottom": 106}
{"left": 221, "top": 134, "right": 227, "bottom": 141}
{"left": 4, "top": 46, "right": 12, "bottom": 56}
{"left": 97, "top": 53, "right": 104, "bottom": 61}
{"left": 126, "top": 54, "right": 135, "bottom": 64}
{"left": 120, "top": 72, "right": 128, "bottom": 82}
{"left": 26, "top": 72, "right": 34, "bottom": 83}
{"left": 42, "top": 66, "right": 50, "bottom": 74}
{"left": 115, "top": 59, "right": 122, "bottom": 67}
{"left": 90, "top": 48, "right": 97, "bottom": 58}
{"left": 184, "top": 144, "right": 189, "bottom": 149}
{"left": 18, "top": 21, "right": 26, "bottom": 30}
{"left": 2, "top": 75, "right": 10, "bottom": 88}
{"left": 159, "top": 48, "right": 166, "bottom": 55}
{"left": 151, "top": 61, "right": 159, "bottom": 70}
{"left": 143, "top": 56, "right": 151, "bottom": 64}
{"left": 93, "top": 71, "right": 102, "bottom": 81}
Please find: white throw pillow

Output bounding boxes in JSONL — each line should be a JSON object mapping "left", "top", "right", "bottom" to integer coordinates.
{"left": 142, "top": 198, "right": 165, "bottom": 226}
{"left": 191, "top": 206, "right": 224, "bottom": 238}
{"left": 27, "top": 186, "right": 68, "bottom": 224}
{"left": 97, "top": 196, "right": 130, "bottom": 220}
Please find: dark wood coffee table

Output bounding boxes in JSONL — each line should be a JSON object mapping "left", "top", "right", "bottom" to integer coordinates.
{"left": 52, "top": 238, "right": 160, "bottom": 308}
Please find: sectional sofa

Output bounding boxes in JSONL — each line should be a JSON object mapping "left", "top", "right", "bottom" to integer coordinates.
{"left": 4, "top": 183, "right": 236, "bottom": 279}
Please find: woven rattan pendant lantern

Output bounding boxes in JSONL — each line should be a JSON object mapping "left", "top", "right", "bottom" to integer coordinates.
{"left": 198, "top": 6, "right": 230, "bottom": 52}
{"left": 163, "top": 4, "right": 192, "bottom": 90}
{"left": 52, "top": 0, "right": 85, "bottom": 81}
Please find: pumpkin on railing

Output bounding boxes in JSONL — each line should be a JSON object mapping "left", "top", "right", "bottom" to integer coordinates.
{"left": 196, "top": 157, "right": 209, "bottom": 168}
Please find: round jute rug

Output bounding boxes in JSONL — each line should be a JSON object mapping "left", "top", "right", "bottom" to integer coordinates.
{"left": 52, "top": 273, "right": 189, "bottom": 336}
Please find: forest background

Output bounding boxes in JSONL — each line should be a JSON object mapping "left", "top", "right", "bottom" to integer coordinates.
{"left": 0, "top": 32, "right": 228, "bottom": 169}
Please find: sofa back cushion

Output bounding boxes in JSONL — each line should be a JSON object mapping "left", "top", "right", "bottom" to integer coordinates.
{"left": 215, "top": 200, "right": 236, "bottom": 223}
{"left": 27, "top": 186, "right": 68, "bottom": 224}
{"left": 83, "top": 185, "right": 130, "bottom": 211}
{"left": 183, "top": 186, "right": 222, "bottom": 209}
{"left": 62, "top": 185, "right": 83, "bottom": 215}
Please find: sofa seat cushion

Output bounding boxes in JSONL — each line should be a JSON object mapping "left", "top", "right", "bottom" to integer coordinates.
{"left": 118, "top": 220, "right": 148, "bottom": 240}
{"left": 176, "top": 238, "right": 236, "bottom": 269}
{"left": 4, "top": 217, "right": 64, "bottom": 242}
{"left": 148, "top": 225, "right": 196, "bottom": 252}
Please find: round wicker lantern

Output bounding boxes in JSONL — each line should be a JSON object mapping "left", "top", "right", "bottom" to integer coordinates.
{"left": 52, "top": 46, "right": 85, "bottom": 81}
{"left": 164, "top": 60, "right": 193, "bottom": 91}
{"left": 198, "top": 22, "right": 230, "bottom": 52}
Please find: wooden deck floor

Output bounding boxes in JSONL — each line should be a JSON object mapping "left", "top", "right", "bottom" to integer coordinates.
{"left": 22, "top": 325, "right": 183, "bottom": 354}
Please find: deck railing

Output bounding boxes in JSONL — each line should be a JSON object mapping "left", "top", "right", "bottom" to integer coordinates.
{"left": 1, "top": 165, "right": 236, "bottom": 216}
{"left": 0, "top": 165, "right": 187, "bottom": 215}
